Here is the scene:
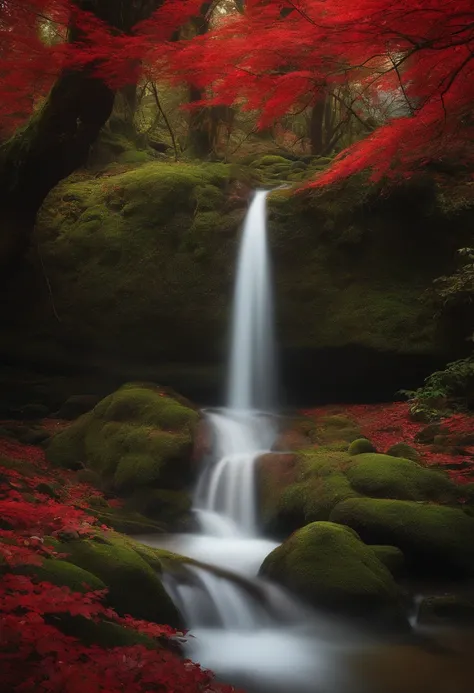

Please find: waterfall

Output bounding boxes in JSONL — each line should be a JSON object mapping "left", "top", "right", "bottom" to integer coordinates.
{"left": 193, "top": 190, "right": 278, "bottom": 536}
{"left": 140, "top": 190, "right": 356, "bottom": 693}
{"left": 228, "top": 189, "right": 276, "bottom": 411}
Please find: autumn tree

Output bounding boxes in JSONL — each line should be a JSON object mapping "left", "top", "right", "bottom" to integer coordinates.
{"left": 171, "top": 0, "right": 474, "bottom": 182}
{"left": 0, "top": 0, "right": 203, "bottom": 272}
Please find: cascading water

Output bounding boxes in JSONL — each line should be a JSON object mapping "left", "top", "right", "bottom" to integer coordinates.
{"left": 193, "top": 190, "right": 277, "bottom": 537}
{"left": 228, "top": 189, "right": 276, "bottom": 412}
{"left": 139, "top": 191, "right": 370, "bottom": 693}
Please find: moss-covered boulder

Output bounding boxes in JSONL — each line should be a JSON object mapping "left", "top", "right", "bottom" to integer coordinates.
{"left": 257, "top": 447, "right": 358, "bottom": 537}
{"left": 345, "top": 453, "right": 456, "bottom": 502}
{"left": 47, "top": 384, "right": 198, "bottom": 527}
{"left": 259, "top": 522, "right": 406, "bottom": 628}
{"left": 371, "top": 545, "right": 405, "bottom": 578}
{"left": 60, "top": 532, "right": 183, "bottom": 626}
{"left": 19, "top": 558, "right": 106, "bottom": 593}
{"left": 125, "top": 488, "right": 192, "bottom": 528}
{"left": 314, "top": 414, "right": 361, "bottom": 445}
{"left": 386, "top": 442, "right": 420, "bottom": 461}
{"left": 330, "top": 497, "right": 474, "bottom": 576}
{"left": 348, "top": 438, "right": 377, "bottom": 455}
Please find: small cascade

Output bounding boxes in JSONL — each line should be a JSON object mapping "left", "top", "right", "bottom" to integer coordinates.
{"left": 194, "top": 409, "right": 276, "bottom": 535}
{"left": 164, "top": 565, "right": 271, "bottom": 630}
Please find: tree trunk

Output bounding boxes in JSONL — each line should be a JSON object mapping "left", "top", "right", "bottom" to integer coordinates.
{"left": 309, "top": 97, "right": 326, "bottom": 156}
{"left": 0, "top": 0, "right": 164, "bottom": 273}
{"left": 110, "top": 83, "right": 140, "bottom": 140}
{"left": 185, "top": 3, "right": 218, "bottom": 159}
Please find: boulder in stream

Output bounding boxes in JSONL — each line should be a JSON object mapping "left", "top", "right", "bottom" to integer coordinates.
{"left": 259, "top": 521, "right": 407, "bottom": 629}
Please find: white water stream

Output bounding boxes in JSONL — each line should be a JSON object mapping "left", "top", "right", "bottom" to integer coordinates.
{"left": 140, "top": 191, "right": 379, "bottom": 692}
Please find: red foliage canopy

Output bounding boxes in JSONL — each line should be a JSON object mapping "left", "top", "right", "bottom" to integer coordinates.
{"left": 172, "top": 0, "right": 474, "bottom": 182}
{"left": 0, "top": 1, "right": 473, "bottom": 178}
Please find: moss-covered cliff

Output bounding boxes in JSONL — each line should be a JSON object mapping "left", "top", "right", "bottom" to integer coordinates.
{"left": 1, "top": 160, "right": 473, "bottom": 408}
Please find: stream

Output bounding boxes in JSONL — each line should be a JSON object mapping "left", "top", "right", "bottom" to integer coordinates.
{"left": 141, "top": 190, "right": 473, "bottom": 693}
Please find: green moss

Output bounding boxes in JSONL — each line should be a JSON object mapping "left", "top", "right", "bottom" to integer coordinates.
{"left": 47, "top": 384, "right": 196, "bottom": 503}
{"left": 89, "top": 507, "right": 164, "bottom": 534}
{"left": 94, "top": 385, "right": 198, "bottom": 431}
{"left": 4, "top": 164, "right": 471, "bottom": 379}
{"left": 61, "top": 534, "right": 182, "bottom": 626}
{"left": 348, "top": 438, "right": 377, "bottom": 455}
{"left": 118, "top": 150, "right": 153, "bottom": 165}
{"left": 370, "top": 546, "right": 405, "bottom": 577}
{"left": 316, "top": 415, "right": 361, "bottom": 444}
{"left": 345, "top": 453, "right": 456, "bottom": 502}
{"left": 258, "top": 447, "right": 358, "bottom": 536}
{"left": 47, "top": 416, "right": 88, "bottom": 469}
{"left": 19, "top": 558, "right": 106, "bottom": 593}
{"left": 386, "top": 443, "right": 420, "bottom": 461}
{"left": 76, "top": 469, "right": 102, "bottom": 487}
{"left": 260, "top": 521, "right": 404, "bottom": 626}
{"left": 330, "top": 497, "right": 474, "bottom": 576}
{"left": 126, "top": 488, "right": 191, "bottom": 526}
{"left": 251, "top": 155, "right": 291, "bottom": 167}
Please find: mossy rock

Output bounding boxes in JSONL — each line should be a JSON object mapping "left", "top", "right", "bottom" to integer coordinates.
{"left": 345, "top": 453, "right": 457, "bottom": 502}
{"left": 125, "top": 488, "right": 192, "bottom": 528}
{"left": 316, "top": 415, "right": 361, "bottom": 444}
{"left": 348, "top": 438, "right": 377, "bottom": 455}
{"left": 76, "top": 468, "right": 103, "bottom": 487}
{"left": 257, "top": 448, "right": 358, "bottom": 537}
{"left": 47, "top": 384, "right": 198, "bottom": 504}
{"left": 51, "top": 614, "right": 158, "bottom": 648}
{"left": 251, "top": 155, "right": 291, "bottom": 167}
{"left": 371, "top": 545, "right": 405, "bottom": 577}
{"left": 61, "top": 534, "right": 182, "bottom": 626}
{"left": 89, "top": 507, "right": 164, "bottom": 534}
{"left": 386, "top": 442, "right": 420, "bottom": 462}
{"left": 18, "top": 558, "right": 106, "bottom": 593}
{"left": 330, "top": 497, "right": 474, "bottom": 576}
{"left": 259, "top": 521, "right": 406, "bottom": 628}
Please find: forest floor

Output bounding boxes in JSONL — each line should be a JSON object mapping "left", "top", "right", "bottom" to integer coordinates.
{"left": 301, "top": 402, "right": 474, "bottom": 487}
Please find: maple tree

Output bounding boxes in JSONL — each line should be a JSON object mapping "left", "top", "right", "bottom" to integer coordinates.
{"left": 0, "top": 0, "right": 205, "bottom": 271}
{"left": 0, "top": 0, "right": 473, "bottom": 262}
{"left": 172, "top": 0, "right": 474, "bottom": 182}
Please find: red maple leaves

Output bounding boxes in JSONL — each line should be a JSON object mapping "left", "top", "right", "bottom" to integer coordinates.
{"left": 0, "top": 429, "right": 238, "bottom": 693}
{"left": 302, "top": 402, "right": 474, "bottom": 485}
{"left": 2, "top": 0, "right": 473, "bottom": 182}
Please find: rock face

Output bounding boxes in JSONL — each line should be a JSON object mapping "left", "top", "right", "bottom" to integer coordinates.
{"left": 259, "top": 521, "right": 406, "bottom": 628}
{"left": 0, "top": 162, "right": 473, "bottom": 406}
{"left": 47, "top": 383, "right": 198, "bottom": 528}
